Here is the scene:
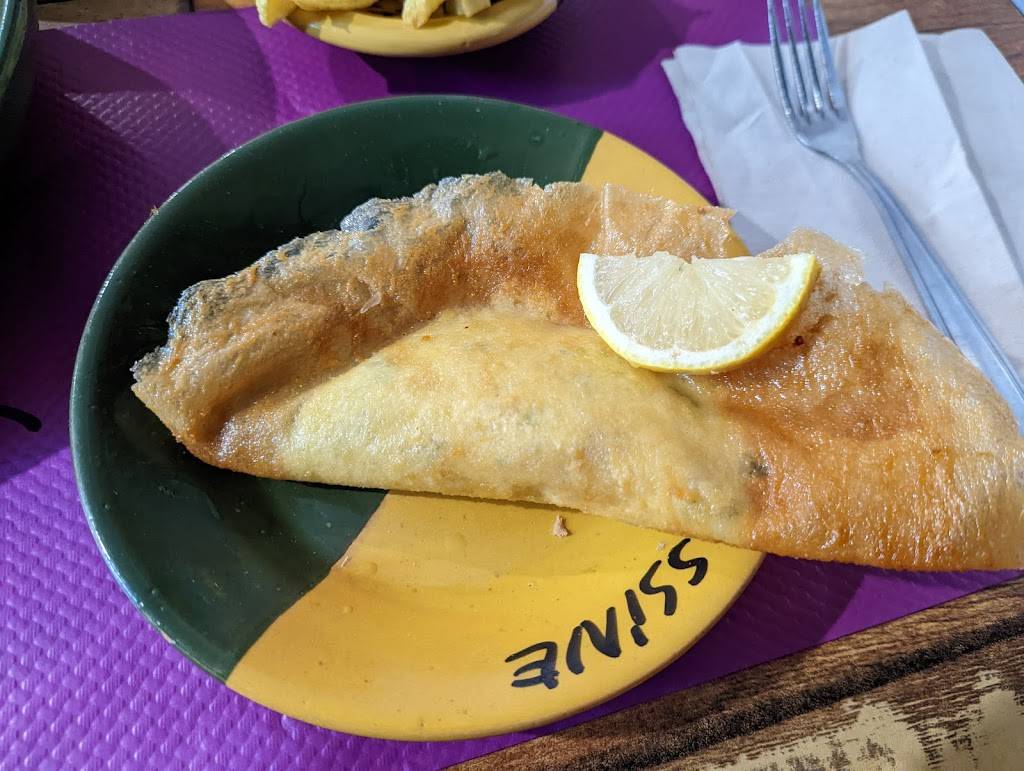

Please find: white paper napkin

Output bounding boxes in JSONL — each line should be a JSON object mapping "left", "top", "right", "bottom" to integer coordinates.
{"left": 663, "top": 11, "right": 1024, "bottom": 373}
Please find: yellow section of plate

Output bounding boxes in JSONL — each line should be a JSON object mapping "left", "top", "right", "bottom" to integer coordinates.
{"left": 226, "top": 130, "right": 762, "bottom": 740}
{"left": 581, "top": 131, "right": 749, "bottom": 258}
{"left": 288, "top": 0, "right": 557, "bottom": 58}
{"left": 228, "top": 494, "right": 762, "bottom": 740}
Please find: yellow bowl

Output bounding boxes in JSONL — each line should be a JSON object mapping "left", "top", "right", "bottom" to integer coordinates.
{"left": 288, "top": 0, "right": 557, "bottom": 57}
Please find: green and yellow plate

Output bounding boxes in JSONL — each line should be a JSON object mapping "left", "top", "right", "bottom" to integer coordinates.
{"left": 71, "top": 96, "right": 762, "bottom": 741}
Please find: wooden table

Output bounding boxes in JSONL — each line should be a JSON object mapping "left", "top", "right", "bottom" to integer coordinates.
{"left": 35, "top": 1, "right": 1024, "bottom": 767}
{"left": 459, "top": 580, "right": 1024, "bottom": 769}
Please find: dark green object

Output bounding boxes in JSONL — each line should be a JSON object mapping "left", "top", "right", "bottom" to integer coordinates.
{"left": 0, "top": 0, "right": 34, "bottom": 164}
{"left": 71, "top": 96, "right": 603, "bottom": 680}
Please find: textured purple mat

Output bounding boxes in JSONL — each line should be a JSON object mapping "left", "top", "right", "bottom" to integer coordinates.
{"left": 1, "top": 3, "right": 1019, "bottom": 769}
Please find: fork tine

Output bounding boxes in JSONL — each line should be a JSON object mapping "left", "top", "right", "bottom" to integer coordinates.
{"left": 811, "top": 0, "right": 848, "bottom": 113}
{"left": 780, "top": 0, "right": 810, "bottom": 115}
{"left": 796, "top": 1, "right": 823, "bottom": 111}
{"left": 767, "top": 0, "right": 797, "bottom": 124}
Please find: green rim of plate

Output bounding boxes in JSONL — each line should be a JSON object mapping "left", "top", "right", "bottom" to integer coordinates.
{"left": 0, "top": 0, "right": 33, "bottom": 160}
{"left": 0, "top": 0, "right": 24, "bottom": 85}
{"left": 70, "top": 95, "right": 604, "bottom": 680}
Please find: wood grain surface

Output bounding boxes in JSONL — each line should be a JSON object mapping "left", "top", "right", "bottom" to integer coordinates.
{"left": 37, "top": 0, "right": 189, "bottom": 28}
{"left": 822, "top": 0, "right": 1024, "bottom": 77}
{"left": 455, "top": 577, "right": 1024, "bottom": 770}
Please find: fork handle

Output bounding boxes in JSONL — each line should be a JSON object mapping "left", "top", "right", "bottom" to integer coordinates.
{"left": 842, "top": 160, "right": 1024, "bottom": 429}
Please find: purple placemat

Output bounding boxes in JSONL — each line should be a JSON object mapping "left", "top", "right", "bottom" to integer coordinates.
{"left": 0, "top": 3, "right": 1018, "bottom": 769}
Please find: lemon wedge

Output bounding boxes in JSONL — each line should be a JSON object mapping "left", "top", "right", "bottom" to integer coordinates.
{"left": 577, "top": 251, "right": 819, "bottom": 373}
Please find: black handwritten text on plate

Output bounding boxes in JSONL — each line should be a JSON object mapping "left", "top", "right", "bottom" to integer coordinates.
{"left": 504, "top": 538, "right": 708, "bottom": 689}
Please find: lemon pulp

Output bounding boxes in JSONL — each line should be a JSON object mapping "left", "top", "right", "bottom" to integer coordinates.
{"left": 577, "top": 251, "right": 819, "bottom": 373}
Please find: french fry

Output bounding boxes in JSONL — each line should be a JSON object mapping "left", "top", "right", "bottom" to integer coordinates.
{"left": 256, "top": 0, "right": 298, "bottom": 27}
{"left": 292, "top": 0, "right": 378, "bottom": 11}
{"left": 445, "top": 0, "right": 491, "bottom": 17}
{"left": 402, "top": 0, "right": 446, "bottom": 27}
{"left": 265, "top": 0, "right": 498, "bottom": 31}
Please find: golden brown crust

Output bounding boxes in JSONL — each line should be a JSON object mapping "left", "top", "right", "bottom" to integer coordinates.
{"left": 714, "top": 230, "right": 1024, "bottom": 570}
{"left": 132, "top": 173, "right": 1024, "bottom": 570}
{"left": 133, "top": 174, "right": 733, "bottom": 460}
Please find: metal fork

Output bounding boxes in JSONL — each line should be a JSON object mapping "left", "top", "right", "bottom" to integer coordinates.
{"left": 768, "top": 0, "right": 1024, "bottom": 428}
